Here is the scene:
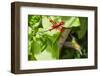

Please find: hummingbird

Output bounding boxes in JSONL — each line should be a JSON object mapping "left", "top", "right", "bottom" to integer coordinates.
{"left": 64, "top": 35, "right": 82, "bottom": 55}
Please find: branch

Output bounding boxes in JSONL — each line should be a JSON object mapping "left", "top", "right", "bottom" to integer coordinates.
{"left": 58, "top": 28, "right": 71, "bottom": 50}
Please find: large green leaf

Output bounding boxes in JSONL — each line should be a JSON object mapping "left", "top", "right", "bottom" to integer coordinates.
{"left": 62, "top": 16, "right": 80, "bottom": 28}
{"left": 42, "top": 16, "right": 51, "bottom": 29}
{"left": 32, "top": 36, "right": 59, "bottom": 60}
{"left": 42, "top": 16, "right": 60, "bottom": 36}
{"left": 77, "top": 17, "right": 88, "bottom": 39}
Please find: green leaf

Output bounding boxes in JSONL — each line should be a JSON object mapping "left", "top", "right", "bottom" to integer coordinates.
{"left": 34, "top": 49, "right": 55, "bottom": 60}
{"left": 46, "top": 33, "right": 60, "bottom": 43}
{"left": 31, "top": 35, "right": 60, "bottom": 60}
{"left": 31, "top": 37, "right": 42, "bottom": 55}
{"left": 51, "top": 42, "right": 59, "bottom": 59}
{"left": 28, "top": 40, "right": 32, "bottom": 55}
{"left": 33, "top": 38, "right": 58, "bottom": 60}
{"left": 28, "top": 15, "right": 41, "bottom": 28}
{"left": 42, "top": 16, "right": 60, "bottom": 36}
{"left": 77, "top": 17, "right": 88, "bottom": 39}
{"left": 62, "top": 16, "right": 80, "bottom": 28}
{"left": 74, "top": 52, "right": 81, "bottom": 58}
{"left": 48, "top": 16, "right": 62, "bottom": 22}
{"left": 42, "top": 16, "right": 51, "bottom": 29}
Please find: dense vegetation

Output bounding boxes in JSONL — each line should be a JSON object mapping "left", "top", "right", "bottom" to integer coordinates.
{"left": 28, "top": 15, "right": 88, "bottom": 61}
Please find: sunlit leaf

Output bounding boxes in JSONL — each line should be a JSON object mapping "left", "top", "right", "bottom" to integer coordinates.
{"left": 62, "top": 17, "right": 80, "bottom": 28}
{"left": 42, "top": 16, "right": 51, "bottom": 29}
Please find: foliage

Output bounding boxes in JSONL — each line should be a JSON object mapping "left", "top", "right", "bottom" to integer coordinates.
{"left": 28, "top": 15, "right": 88, "bottom": 60}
